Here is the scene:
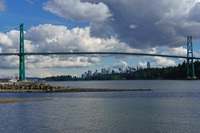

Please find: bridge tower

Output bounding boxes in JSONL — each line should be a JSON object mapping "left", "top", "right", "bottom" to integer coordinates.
{"left": 19, "top": 23, "right": 25, "bottom": 81}
{"left": 187, "top": 36, "right": 196, "bottom": 79}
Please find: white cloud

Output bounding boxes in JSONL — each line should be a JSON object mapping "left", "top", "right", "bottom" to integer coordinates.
{"left": 31, "top": 56, "right": 92, "bottom": 68}
{"left": 39, "top": 72, "right": 52, "bottom": 78}
{"left": 89, "top": 57, "right": 101, "bottom": 63}
{"left": 43, "top": 0, "right": 112, "bottom": 22}
{"left": 25, "top": 24, "right": 67, "bottom": 43}
{"left": 112, "top": 60, "right": 128, "bottom": 69}
{"left": 26, "top": 69, "right": 53, "bottom": 78}
{"left": 138, "top": 61, "right": 147, "bottom": 67}
{"left": 129, "top": 24, "right": 137, "bottom": 29}
{"left": 95, "top": 63, "right": 102, "bottom": 66}
{"left": 0, "top": 0, "right": 6, "bottom": 11}
{"left": 26, "top": 64, "right": 35, "bottom": 69}
{"left": 161, "top": 47, "right": 187, "bottom": 56}
{"left": 152, "top": 57, "right": 176, "bottom": 67}
{"left": 138, "top": 57, "right": 176, "bottom": 68}
{"left": 0, "top": 33, "right": 13, "bottom": 47}
{"left": 2, "top": 24, "right": 141, "bottom": 71}
{"left": 26, "top": 0, "right": 34, "bottom": 5}
{"left": 0, "top": 56, "right": 19, "bottom": 69}
{"left": 25, "top": 24, "right": 140, "bottom": 54}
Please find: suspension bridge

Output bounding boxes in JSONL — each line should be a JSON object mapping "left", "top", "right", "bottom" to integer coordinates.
{"left": 0, "top": 24, "right": 200, "bottom": 81}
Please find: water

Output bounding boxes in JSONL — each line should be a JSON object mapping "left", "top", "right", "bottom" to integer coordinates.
{"left": 0, "top": 80, "right": 200, "bottom": 133}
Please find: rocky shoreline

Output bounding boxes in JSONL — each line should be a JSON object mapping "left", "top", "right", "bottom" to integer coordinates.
{"left": 0, "top": 82, "right": 151, "bottom": 93}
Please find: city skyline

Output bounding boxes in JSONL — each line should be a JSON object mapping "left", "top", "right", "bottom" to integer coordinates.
{"left": 1, "top": 0, "right": 200, "bottom": 77}
{"left": 81, "top": 62, "right": 149, "bottom": 78}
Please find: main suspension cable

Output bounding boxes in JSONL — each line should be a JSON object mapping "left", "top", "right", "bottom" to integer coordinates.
{"left": 161, "top": 38, "right": 185, "bottom": 47}
{"left": 0, "top": 25, "right": 20, "bottom": 33}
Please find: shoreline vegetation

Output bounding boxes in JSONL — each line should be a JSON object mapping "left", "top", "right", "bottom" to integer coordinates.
{"left": 0, "top": 82, "right": 151, "bottom": 93}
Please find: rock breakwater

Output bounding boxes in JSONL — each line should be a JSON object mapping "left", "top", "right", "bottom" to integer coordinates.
{"left": 0, "top": 82, "right": 151, "bottom": 93}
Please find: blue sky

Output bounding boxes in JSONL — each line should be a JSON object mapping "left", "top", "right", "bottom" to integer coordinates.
{"left": 0, "top": 0, "right": 200, "bottom": 78}
{"left": 0, "top": 0, "right": 90, "bottom": 30}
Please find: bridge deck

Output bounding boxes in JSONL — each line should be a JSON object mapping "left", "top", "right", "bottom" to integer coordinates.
{"left": 0, "top": 52, "right": 200, "bottom": 59}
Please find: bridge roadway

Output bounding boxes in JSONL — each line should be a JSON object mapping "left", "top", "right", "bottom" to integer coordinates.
{"left": 0, "top": 52, "right": 200, "bottom": 60}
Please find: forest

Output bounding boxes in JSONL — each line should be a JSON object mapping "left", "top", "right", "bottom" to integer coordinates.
{"left": 43, "top": 61, "right": 200, "bottom": 81}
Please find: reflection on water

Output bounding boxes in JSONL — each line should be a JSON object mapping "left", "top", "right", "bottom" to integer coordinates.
{"left": 0, "top": 80, "right": 200, "bottom": 133}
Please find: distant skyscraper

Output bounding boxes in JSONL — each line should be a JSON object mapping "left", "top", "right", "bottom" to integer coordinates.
{"left": 88, "top": 70, "right": 92, "bottom": 76}
{"left": 107, "top": 68, "right": 112, "bottom": 74}
{"left": 112, "top": 70, "right": 115, "bottom": 74}
{"left": 82, "top": 72, "right": 88, "bottom": 78}
{"left": 147, "top": 62, "right": 150, "bottom": 68}
{"left": 94, "top": 70, "right": 98, "bottom": 76}
{"left": 118, "top": 68, "right": 123, "bottom": 72}
{"left": 101, "top": 68, "right": 106, "bottom": 75}
{"left": 137, "top": 66, "right": 142, "bottom": 71}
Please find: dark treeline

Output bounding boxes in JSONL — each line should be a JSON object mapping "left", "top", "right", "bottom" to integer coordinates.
{"left": 43, "top": 61, "right": 200, "bottom": 81}
{"left": 44, "top": 75, "right": 79, "bottom": 81}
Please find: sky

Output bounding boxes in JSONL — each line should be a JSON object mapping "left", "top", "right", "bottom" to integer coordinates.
{"left": 0, "top": 0, "right": 200, "bottom": 78}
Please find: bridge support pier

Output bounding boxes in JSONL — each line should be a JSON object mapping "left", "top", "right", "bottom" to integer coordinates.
{"left": 19, "top": 23, "right": 25, "bottom": 81}
{"left": 186, "top": 36, "right": 196, "bottom": 79}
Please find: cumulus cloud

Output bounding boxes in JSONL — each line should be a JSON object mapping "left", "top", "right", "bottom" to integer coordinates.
{"left": 0, "top": 33, "right": 13, "bottom": 47}
{"left": 25, "top": 55, "right": 93, "bottom": 69}
{"left": 80, "top": 0, "right": 200, "bottom": 49}
{"left": 42, "top": 0, "right": 200, "bottom": 49}
{"left": 112, "top": 60, "right": 128, "bottom": 69}
{"left": 138, "top": 61, "right": 147, "bottom": 67}
{"left": 43, "top": 0, "right": 112, "bottom": 22}
{"left": 0, "top": 30, "right": 21, "bottom": 53}
{"left": 89, "top": 57, "right": 101, "bottom": 63}
{"left": 24, "top": 24, "right": 144, "bottom": 69}
{"left": 0, "top": 0, "right": 6, "bottom": 11}
{"left": 161, "top": 46, "right": 187, "bottom": 56}
{"left": 152, "top": 57, "right": 176, "bottom": 67}
{"left": 188, "top": 2, "right": 200, "bottom": 22}
{"left": 138, "top": 56, "right": 176, "bottom": 67}
{"left": 25, "top": 24, "right": 139, "bottom": 54}
{"left": 26, "top": 69, "right": 53, "bottom": 78}
{"left": 39, "top": 72, "right": 52, "bottom": 78}
{"left": 34, "top": 56, "right": 92, "bottom": 68}
{"left": 0, "top": 56, "right": 19, "bottom": 69}
{"left": 1, "top": 24, "right": 138, "bottom": 70}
